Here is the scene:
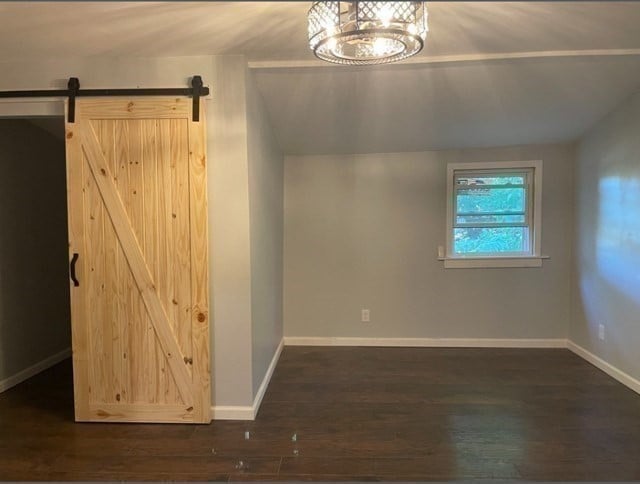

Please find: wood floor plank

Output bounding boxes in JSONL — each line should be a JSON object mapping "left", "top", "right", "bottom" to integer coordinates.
{"left": 45, "top": 471, "right": 230, "bottom": 482}
{"left": 51, "top": 454, "right": 280, "bottom": 476}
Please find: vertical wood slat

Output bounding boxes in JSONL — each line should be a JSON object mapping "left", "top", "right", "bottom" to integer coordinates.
{"left": 127, "top": 120, "right": 147, "bottom": 403}
{"left": 172, "top": 119, "right": 193, "bottom": 375}
{"left": 142, "top": 119, "right": 161, "bottom": 403}
{"left": 87, "top": 120, "right": 106, "bottom": 405}
{"left": 114, "top": 120, "right": 132, "bottom": 404}
{"left": 79, "top": 122, "right": 194, "bottom": 407}
{"left": 157, "top": 120, "right": 179, "bottom": 404}
{"left": 188, "top": 103, "right": 211, "bottom": 422}
{"left": 65, "top": 102, "right": 90, "bottom": 421}
{"left": 99, "top": 120, "right": 124, "bottom": 405}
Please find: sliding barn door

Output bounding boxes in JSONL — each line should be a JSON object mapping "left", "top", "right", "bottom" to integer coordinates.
{"left": 65, "top": 98, "right": 210, "bottom": 423}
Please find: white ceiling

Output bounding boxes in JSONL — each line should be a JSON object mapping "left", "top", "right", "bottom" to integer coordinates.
{"left": 1, "top": 2, "right": 640, "bottom": 61}
{"left": 1, "top": 2, "right": 640, "bottom": 154}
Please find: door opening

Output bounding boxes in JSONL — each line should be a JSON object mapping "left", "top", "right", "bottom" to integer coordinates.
{"left": 0, "top": 116, "right": 71, "bottom": 407}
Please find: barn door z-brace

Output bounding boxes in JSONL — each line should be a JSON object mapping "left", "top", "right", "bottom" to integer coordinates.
{"left": 0, "top": 76, "right": 209, "bottom": 122}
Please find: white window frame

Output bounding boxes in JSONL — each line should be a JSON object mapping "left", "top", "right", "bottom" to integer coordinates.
{"left": 443, "top": 160, "right": 546, "bottom": 269}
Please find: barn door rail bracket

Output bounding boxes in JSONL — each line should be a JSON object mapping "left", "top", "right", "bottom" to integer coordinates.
{"left": 0, "top": 75, "right": 210, "bottom": 122}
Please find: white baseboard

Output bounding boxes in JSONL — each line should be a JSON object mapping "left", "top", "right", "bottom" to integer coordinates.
{"left": 0, "top": 347, "right": 71, "bottom": 393}
{"left": 284, "top": 336, "right": 567, "bottom": 348}
{"left": 251, "top": 338, "right": 284, "bottom": 418}
{"left": 567, "top": 340, "right": 640, "bottom": 396}
{"left": 211, "top": 338, "right": 284, "bottom": 421}
{"left": 210, "top": 405, "right": 255, "bottom": 420}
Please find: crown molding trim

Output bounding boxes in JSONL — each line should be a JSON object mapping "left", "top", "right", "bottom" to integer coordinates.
{"left": 249, "top": 48, "right": 640, "bottom": 70}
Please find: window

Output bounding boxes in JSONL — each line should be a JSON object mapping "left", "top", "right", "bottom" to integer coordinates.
{"left": 444, "top": 161, "right": 544, "bottom": 268}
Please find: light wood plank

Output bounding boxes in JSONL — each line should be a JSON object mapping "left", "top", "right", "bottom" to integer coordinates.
{"left": 188, "top": 103, "right": 211, "bottom": 423}
{"left": 80, "top": 122, "right": 194, "bottom": 407}
{"left": 171, "top": 119, "right": 193, "bottom": 377}
{"left": 88, "top": 404, "right": 195, "bottom": 423}
{"left": 86, "top": 120, "right": 107, "bottom": 405}
{"left": 97, "top": 120, "right": 116, "bottom": 404}
{"left": 127, "top": 120, "right": 148, "bottom": 403}
{"left": 141, "top": 119, "right": 160, "bottom": 403}
{"left": 64, "top": 102, "right": 90, "bottom": 421}
{"left": 78, "top": 98, "right": 190, "bottom": 119}
{"left": 100, "top": 119, "right": 125, "bottom": 405}
{"left": 114, "top": 120, "right": 132, "bottom": 404}
{"left": 157, "top": 119, "right": 179, "bottom": 405}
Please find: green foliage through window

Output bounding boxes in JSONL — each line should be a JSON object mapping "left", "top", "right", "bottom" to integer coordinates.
{"left": 454, "top": 227, "right": 526, "bottom": 253}
{"left": 453, "top": 171, "right": 531, "bottom": 255}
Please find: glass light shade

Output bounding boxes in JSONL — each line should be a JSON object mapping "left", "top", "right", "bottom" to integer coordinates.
{"left": 308, "top": 1, "right": 428, "bottom": 65}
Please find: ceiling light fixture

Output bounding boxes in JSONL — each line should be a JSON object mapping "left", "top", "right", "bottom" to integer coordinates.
{"left": 308, "top": 1, "right": 428, "bottom": 66}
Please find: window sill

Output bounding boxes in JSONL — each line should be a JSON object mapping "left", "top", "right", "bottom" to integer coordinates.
{"left": 438, "top": 255, "right": 549, "bottom": 269}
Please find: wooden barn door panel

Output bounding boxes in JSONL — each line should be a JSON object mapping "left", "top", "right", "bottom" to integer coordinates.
{"left": 65, "top": 99, "right": 210, "bottom": 423}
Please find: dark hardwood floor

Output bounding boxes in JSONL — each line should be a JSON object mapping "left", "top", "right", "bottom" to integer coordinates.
{"left": 1, "top": 346, "right": 640, "bottom": 481}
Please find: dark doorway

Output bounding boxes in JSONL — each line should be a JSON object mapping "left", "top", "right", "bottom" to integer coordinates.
{"left": 0, "top": 117, "right": 71, "bottom": 403}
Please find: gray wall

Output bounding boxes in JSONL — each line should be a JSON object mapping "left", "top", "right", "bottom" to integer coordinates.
{"left": 246, "top": 70, "right": 284, "bottom": 396}
{"left": 209, "top": 56, "right": 254, "bottom": 407}
{"left": 572, "top": 91, "right": 640, "bottom": 380}
{"left": 0, "top": 119, "right": 70, "bottom": 385}
{"left": 284, "top": 143, "right": 574, "bottom": 339}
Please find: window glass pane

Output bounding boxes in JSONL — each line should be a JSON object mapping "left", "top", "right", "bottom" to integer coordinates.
{"left": 456, "top": 187, "right": 525, "bottom": 214}
{"left": 454, "top": 227, "right": 527, "bottom": 254}
{"left": 456, "top": 175, "right": 525, "bottom": 186}
{"left": 456, "top": 214, "right": 526, "bottom": 225}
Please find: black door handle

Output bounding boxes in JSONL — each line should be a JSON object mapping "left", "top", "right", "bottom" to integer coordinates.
{"left": 70, "top": 253, "right": 80, "bottom": 287}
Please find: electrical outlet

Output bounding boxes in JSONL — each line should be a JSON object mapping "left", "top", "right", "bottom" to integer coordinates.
{"left": 361, "top": 309, "right": 370, "bottom": 322}
{"left": 598, "top": 324, "right": 605, "bottom": 341}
